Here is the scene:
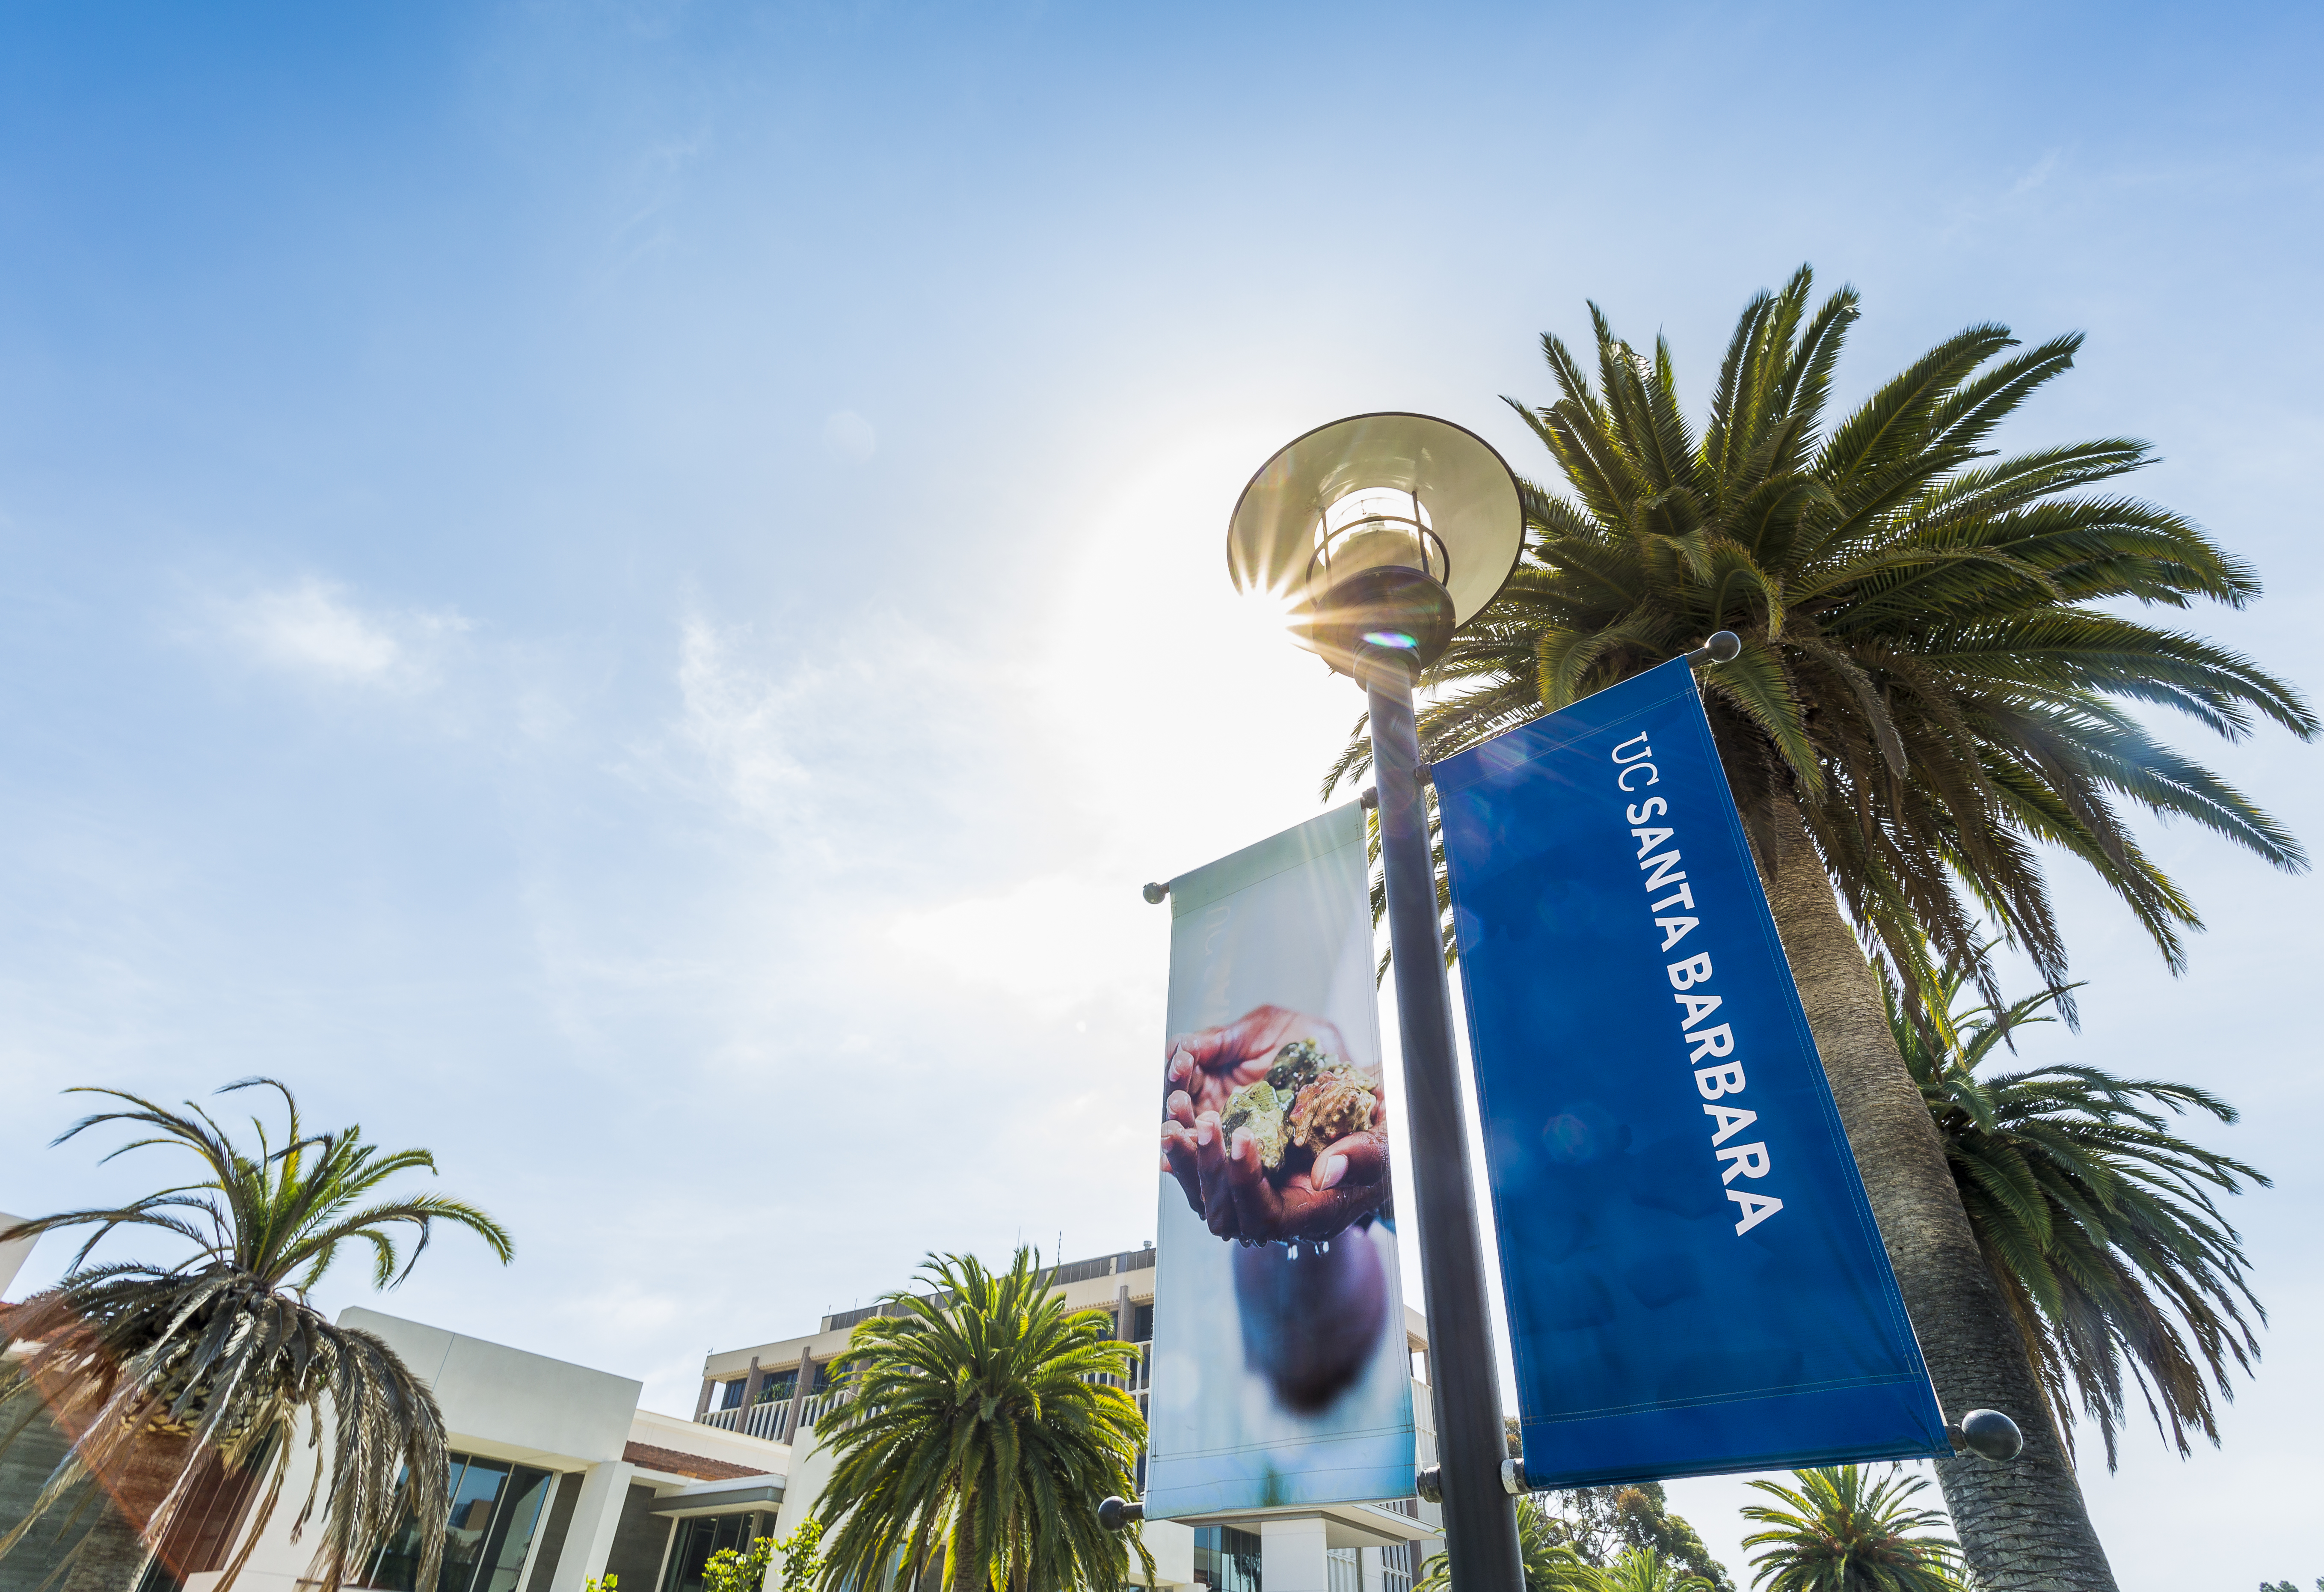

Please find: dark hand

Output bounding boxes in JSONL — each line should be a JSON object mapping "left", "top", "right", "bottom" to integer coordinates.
{"left": 1160, "top": 1090, "right": 1389, "bottom": 1242}
{"left": 1163, "top": 1005, "right": 1352, "bottom": 1118}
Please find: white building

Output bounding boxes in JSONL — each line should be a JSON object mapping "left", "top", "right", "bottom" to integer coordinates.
{"left": 125, "top": 1308, "right": 800, "bottom": 1592}
{"left": 3, "top": 1245, "right": 1442, "bottom": 1592}
{"left": 692, "top": 1247, "right": 1443, "bottom": 1592}
{"left": 0, "top": 1214, "right": 36, "bottom": 1301}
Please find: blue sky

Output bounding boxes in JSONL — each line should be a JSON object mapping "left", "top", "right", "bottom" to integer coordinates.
{"left": 1, "top": 2, "right": 2318, "bottom": 1585}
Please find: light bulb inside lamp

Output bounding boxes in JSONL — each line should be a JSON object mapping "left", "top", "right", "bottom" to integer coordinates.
{"left": 1227, "top": 413, "right": 1525, "bottom": 677}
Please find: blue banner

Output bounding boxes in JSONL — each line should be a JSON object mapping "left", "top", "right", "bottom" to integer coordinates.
{"left": 1434, "top": 659, "right": 1949, "bottom": 1485}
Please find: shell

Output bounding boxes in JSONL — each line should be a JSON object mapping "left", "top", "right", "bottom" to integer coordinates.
{"left": 1290, "top": 1067, "right": 1377, "bottom": 1151}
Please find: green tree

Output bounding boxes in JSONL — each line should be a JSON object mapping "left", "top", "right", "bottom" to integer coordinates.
{"left": 1329, "top": 268, "right": 2314, "bottom": 1590}
{"left": 0, "top": 1080, "right": 513, "bottom": 1592}
{"left": 1893, "top": 957, "right": 2268, "bottom": 1469}
{"left": 1600, "top": 1548, "right": 1716, "bottom": 1592}
{"left": 811, "top": 1249, "right": 1153, "bottom": 1592}
{"left": 774, "top": 1520, "right": 824, "bottom": 1592}
{"left": 1416, "top": 1495, "right": 1603, "bottom": 1592}
{"left": 1533, "top": 1484, "right": 1731, "bottom": 1592}
{"left": 703, "top": 1535, "right": 775, "bottom": 1592}
{"left": 1740, "top": 1466, "right": 1962, "bottom": 1592}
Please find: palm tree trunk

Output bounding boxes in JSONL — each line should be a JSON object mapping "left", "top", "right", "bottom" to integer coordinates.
{"left": 1754, "top": 796, "right": 2117, "bottom": 1592}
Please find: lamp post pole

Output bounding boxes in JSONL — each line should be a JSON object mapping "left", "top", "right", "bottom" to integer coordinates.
{"left": 1363, "top": 645, "right": 1526, "bottom": 1592}
{"left": 1209, "top": 411, "right": 1532, "bottom": 1592}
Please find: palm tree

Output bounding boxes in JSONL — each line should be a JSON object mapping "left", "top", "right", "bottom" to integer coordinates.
{"left": 1892, "top": 959, "right": 2268, "bottom": 1469}
{"left": 1740, "top": 1466, "right": 1962, "bottom": 1592}
{"left": 1415, "top": 1495, "right": 1602, "bottom": 1592}
{"left": 810, "top": 1248, "right": 1154, "bottom": 1592}
{"left": 1600, "top": 1548, "right": 1716, "bottom": 1592}
{"left": 1327, "top": 268, "right": 2315, "bottom": 1590}
{"left": 0, "top": 1080, "right": 513, "bottom": 1592}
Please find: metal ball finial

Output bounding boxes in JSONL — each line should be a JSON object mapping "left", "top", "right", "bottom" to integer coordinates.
{"left": 1950, "top": 1408, "right": 2025, "bottom": 1461}
{"left": 1686, "top": 630, "right": 1742, "bottom": 666}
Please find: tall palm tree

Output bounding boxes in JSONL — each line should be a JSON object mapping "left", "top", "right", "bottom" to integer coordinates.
{"left": 1892, "top": 959, "right": 2268, "bottom": 1469}
{"left": 810, "top": 1248, "right": 1154, "bottom": 1592}
{"left": 1740, "top": 1466, "right": 1962, "bottom": 1592}
{"left": 1328, "top": 268, "right": 2315, "bottom": 1591}
{"left": 0, "top": 1080, "right": 513, "bottom": 1592}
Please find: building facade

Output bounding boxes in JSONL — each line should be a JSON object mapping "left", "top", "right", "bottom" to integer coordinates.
{"left": 3, "top": 1309, "right": 802, "bottom": 1592}
{"left": 3, "top": 1245, "right": 1443, "bottom": 1592}
{"left": 691, "top": 1246, "right": 1444, "bottom": 1592}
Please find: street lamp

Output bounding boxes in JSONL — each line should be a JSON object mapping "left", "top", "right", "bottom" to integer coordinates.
{"left": 1229, "top": 413, "right": 1527, "bottom": 1592}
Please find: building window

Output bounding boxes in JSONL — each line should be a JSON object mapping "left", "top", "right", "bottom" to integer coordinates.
{"left": 1192, "top": 1526, "right": 1261, "bottom": 1592}
{"left": 756, "top": 1371, "right": 796, "bottom": 1405}
{"left": 362, "top": 1453, "right": 556, "bottom": 1592}
{"left": 1130, "top": 1303, "right": 1154, "bottom": 1343}
{"left": 717, "top": 1378, "right": 747, "bottom": 1411}
{"left": 659, "top": 1514, "right": 774, "bottom": 1592}
{"left": 1380, "top": 1543, "right": 1416, "bottom": 1592}
{"left": 133, "top": 1444, "right": 276, "bottom": 1592}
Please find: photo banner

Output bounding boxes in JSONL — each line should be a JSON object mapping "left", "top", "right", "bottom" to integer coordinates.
{"left": 1146, "top": 803, "right": 1417, "bottom": 1518}
{"left": 1434, "top": 659, "right": 1950, "bottom": 1486}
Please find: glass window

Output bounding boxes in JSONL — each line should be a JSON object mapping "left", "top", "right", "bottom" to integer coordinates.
{"left": 475, "top": 1467, "right": 553, "bottom": 1592}
{"left": 717, "top": 1378, "right": 747, "bottom": 1411}
{"left": 360, "top": 1453, "right": 555, "bottom": 1592}
{"left": 1192, "top": 1527, "right": 1261, "bottom": 1592}
{"left": 434, "top": 1457, "right": 513, "bottom": 1592}
{"left": 756, "top": 1371, "right": 795, "bottom": 1405}
{"left": 367, "top": 1457, "right": 469, "bottom": 1592}
{"left": 660, "top": 1515, "right": 755, "bottom": 1592}
{"left": 1131, "top": 1304, "right": 1154, "bottom": 1343}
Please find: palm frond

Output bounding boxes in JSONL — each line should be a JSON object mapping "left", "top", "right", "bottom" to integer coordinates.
{"left": 0, "top": 1081, "right": 509, "bottom": 1592}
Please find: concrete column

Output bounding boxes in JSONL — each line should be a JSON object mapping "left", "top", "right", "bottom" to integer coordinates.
{"left": 1260, "top": 1516, "right": 1330, "bottom": 1592}
{"left": 781, "top": 1350, "right": 813, "bottom": 1443}
{"left": 548, "top": 1460, "right": 634, "bottom": 1592}
{"left": 739, "top": 1357, "right": 763, "bottom": 1429}
{"left": 694, "top": 1378, "right": 714, "bottom": 1419}
{"left": 1359, "top": 1546, "right": 1384, "bottom": 1592}
{"left": 1114, "top": 1284, "right": 1132, "bottom": 1340}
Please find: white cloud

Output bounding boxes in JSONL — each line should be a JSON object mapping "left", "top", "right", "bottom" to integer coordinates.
{"left": 219, "top": 578, "right": 468, "bottom": 689}
{"left": 672, "top": 615, "right": 813, "bottom": 819}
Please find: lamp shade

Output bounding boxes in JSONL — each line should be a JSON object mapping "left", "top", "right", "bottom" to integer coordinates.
{"left": 1227, "top": 412, "right": 1524, "bottom": 628}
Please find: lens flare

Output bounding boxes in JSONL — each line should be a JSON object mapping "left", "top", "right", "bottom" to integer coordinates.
{"left": 1361, "top": 630, "right": 1419, "bottom": 650}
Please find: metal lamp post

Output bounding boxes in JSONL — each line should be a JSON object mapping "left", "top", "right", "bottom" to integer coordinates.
{"left": 1227, "top": 413, "right": 1528, "bottom": 1592}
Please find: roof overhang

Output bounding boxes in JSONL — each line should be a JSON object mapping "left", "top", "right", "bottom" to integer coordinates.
{"left": 1156, "top": 1500, "right": 1437, "bottom": 1548}
{"left": 647, "top": 1480, "right": 785, "bottom": 1518}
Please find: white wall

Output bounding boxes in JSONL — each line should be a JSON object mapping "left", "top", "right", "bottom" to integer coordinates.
{"left": 628, "top": 1408, "right": 788, "bottom": 1476}
{"left": 343, "top": 1307, "right": 641, "bottom": 1470}
{"left": 0, "top": 1212, "right": 36, "bottom": 1298}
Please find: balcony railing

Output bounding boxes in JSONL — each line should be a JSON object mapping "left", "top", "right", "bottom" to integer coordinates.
{"left": 695, "top": 1400, "right": 790, "bottom": 1441}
